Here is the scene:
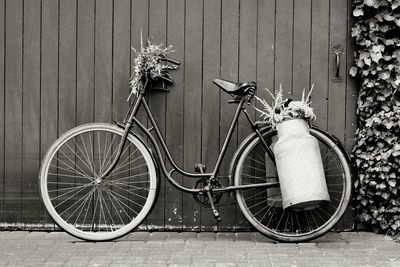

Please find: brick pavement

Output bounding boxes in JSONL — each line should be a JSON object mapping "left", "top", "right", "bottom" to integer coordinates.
{"left": 0, "top": 231, "right": 399, "bottom": 266}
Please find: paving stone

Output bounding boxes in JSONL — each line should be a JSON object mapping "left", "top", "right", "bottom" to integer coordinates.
{"left": 1, "top": 231, "right": 400, "bottom": 266}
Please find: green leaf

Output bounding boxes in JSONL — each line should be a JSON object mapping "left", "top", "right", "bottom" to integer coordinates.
{"left": 388, "top": 179, "right": 396, "bottom": 187}
{"left": 350, "top": 66, "right": 358, "bottom": 77}
{"left": 365, "top": 0, "right": 377, "bottom": 7}
{"left": 353, "top": 8, "right": 364, "bottom": 17}
{"left": 379, "top": 71, "right": 391, "bottom": 80}
{"left": 371, "top": 52, "right": 383, "bottom": 63}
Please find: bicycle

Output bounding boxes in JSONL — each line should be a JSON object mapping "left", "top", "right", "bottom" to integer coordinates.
{"left": 39, "top": 57, "right": 352, "bottom": 242}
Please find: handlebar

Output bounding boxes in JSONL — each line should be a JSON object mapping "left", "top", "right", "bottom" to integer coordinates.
{"left": 161, "top": 57, "right": 181, "bottom": 66}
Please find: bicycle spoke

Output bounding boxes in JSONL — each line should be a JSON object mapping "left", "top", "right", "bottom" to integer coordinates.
{"left": 51, "top": 183, "right": 92, "bottom": 203}
{"left": 111, "top": 183, "right": 148, "bottom": 200}
{"left": 99, "top": 134, "right": 117, "bottom": 176}
{"left": 80, "top": 134, "right": 96, "bottom": 175}
{"left": 57, "top": 186, "right": 95, "bottom": 216}
{"left": 102, "top": 186, "right": 128, "bottom": 226}
{"left": 52, "top": 158, "right": 91, "bottom": 180}
{"left": 65, "top": 143, "right": 97, "bottom": 177}
{"left": 66, "top": 187, "right": 96, "bottom": 223}
{"left": 73, "top": 137, "right": 96, "bottom": 177}
{"left": 103, "top": 186, "right": 138, "bottom": 217}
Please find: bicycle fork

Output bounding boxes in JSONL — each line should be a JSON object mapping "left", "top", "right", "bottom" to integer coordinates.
{"left": 98, "top": 95, "right": 144, "bottom": 180}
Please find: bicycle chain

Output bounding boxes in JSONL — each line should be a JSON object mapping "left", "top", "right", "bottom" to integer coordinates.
{"left": 192, "top": 179, "right": 223, "bottom": 208}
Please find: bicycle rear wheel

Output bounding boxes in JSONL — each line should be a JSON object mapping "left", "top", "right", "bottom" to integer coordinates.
{"left": 39, "top": 123, "right": 158, "bottom": 241}
{"left": 234, "top": 128, "right": 352, "bottom": 242}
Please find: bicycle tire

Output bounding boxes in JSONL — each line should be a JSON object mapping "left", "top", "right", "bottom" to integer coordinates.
{"left": 39, "top": 123, "right": 158, "bottom": 241}
{"left": 234, "top": 128, "right": 352, "bottom": 242}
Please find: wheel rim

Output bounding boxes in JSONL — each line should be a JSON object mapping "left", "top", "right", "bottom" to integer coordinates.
{"left": 40, "top": 125, "right": 156, "bottom": 241}
{"left": 235, "top": 130, "right": 351, "bottom": 241}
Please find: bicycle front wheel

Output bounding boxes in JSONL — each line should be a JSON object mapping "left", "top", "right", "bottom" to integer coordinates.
{"left": 39, "top": 123, "right": 158, "bottom": 241}
{"left": 234, "top": 128, "right": 352, "bottom": 242}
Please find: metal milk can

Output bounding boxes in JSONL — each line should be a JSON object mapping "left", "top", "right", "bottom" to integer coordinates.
{"left": 273, "top": 119, "right": 330, "bottom": 210}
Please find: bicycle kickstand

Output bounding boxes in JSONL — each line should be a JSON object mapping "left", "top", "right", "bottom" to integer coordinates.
{"left": 195, "top": 163, "right": 221, "bottom": 223}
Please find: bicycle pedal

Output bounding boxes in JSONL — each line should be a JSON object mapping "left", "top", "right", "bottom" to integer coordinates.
{"left": 194, "top": 163, "right": 206, "bottom": 174}
{"left": 213, "top": 210, "right": 221, "bottom": 222}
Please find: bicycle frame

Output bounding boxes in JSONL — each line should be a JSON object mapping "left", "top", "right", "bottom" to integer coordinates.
{"left": 100, "top": 92, "right": 278, "bottom": 194}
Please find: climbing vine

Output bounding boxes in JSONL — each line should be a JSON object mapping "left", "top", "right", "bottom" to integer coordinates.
{"left": 351, "top": 0, "right": 400, "bottom": 233}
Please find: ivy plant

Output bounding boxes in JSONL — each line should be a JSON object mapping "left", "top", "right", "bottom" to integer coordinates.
{"left": 351, "top": 0, "right": 400, "bottom": 234}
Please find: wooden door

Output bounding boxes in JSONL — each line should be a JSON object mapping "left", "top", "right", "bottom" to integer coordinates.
{"left": 0, "top": 0, "right": 356, "bottom": 231}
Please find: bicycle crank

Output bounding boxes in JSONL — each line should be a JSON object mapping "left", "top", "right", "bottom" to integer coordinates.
{"left": 192, "top": 179, "right": 223, "bottom": 208}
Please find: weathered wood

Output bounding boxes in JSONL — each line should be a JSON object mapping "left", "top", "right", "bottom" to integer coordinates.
{"left": 22, "top": 0, "right": 41, "bottom": 226}
{"left": 146, "top": 0, "right": 167, "bottom": 230}
{"left": 131, "top": 0, "right": 149, "bottom": 230}
{"left": 219, "top": 0, "right": 239, "bottom": 231}
{"left": 201, "top": 0, "right": 221, "bottom": 230}
{"left": 0, "top": 0, "right": 5, "bottom": 223}
{"left": 113, "top": 0, "right": 131, "bottom": 122}
{"left": 59, "top": 0, "right": 76, "bottom": 136}
{"left": 77, "top": 0, "right": 95, "bottom": 125}
{"left": 4, "top": 0, "right": 23, "bottom": 224}
{"left": 344, "top": 0, "right": 357, "bottom": 231}
{"left": 182, "top": 0, "right": 203, "bottom": 231}
{"left": 329, "top": 0, "right": 353, "bottom": 232}
{"left": 94, "top": 0, "right": 112, "bottom": 123}
{"left": 275, "top": 0, "right": 293, "bottom": 94}
{"left": 40, "top": 0, "right": 59, "bottom": 228}
{"left": 292, "top": 0, "right": 311, "bottom": 97}
{"left": 0, "top": 0, "right": 356, "bottom": 232}
{"left": 311, "top": 0, "right": 330, "bottom": 130}
{"left": 165, "top": 0, "right": 185, "bottom": 230}
{"left": 235, "top": 0, "right": 258, "bottom": 231}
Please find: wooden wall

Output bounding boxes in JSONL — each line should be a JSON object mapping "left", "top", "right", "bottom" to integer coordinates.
{"left": 0, "top": 0, "right": 357, "bottom": 231}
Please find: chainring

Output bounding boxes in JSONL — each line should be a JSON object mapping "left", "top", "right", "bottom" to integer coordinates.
{"left": 192, "top": 179, "right": 223, "bottom": 208}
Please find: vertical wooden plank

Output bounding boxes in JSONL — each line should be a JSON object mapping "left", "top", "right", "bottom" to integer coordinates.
{"left": 219, "top": 0, "right": 239, "bottom": 231}
{"left": 292, "top": 0, "right": 311, "bottom": 98}
{"left": 131, "top": 0, "right": 149, "bottom": 229}
{"left": 311, "top": 0, "right": 329, "bottom": 130}
{"left": 345, "top": 0, "right": 358, "bottom": 153}
{"left": 238, "top": 0, "right": 257, "bottom": 151}
{"left": 165, "top": 0, "right": 184, "bottom": 230}
{"left": 182, "top": 0, "right": 203, "bottom": 230}
{"left": 340, "top": 0, "right": 357, "bottom": 231}
{"left": 41, "top": 0, "right": 59, "bottom": 227}
{"left": 59, "top": 0, "right": 76, "bottom": 135}
{"left": 131, "top": 0, "right": 148, "bottom": 50}
{"left": 328, "top": 0, "right": 347, "bottom": 142}
{"left": 256, "top": 0, "right": 275, "bottom": 108}
{"left": 22, "top": 0, "right": 41, "bottom": 226}
{"left": 329, "top": 0, "right": 349, "bottom": 231}
{"left": 113, "top": 0, "right": 130, "bottom": 122}
{"left": 94, "top": 0, "right": 112, "bottom": 123}
{"left": 0, "top": 0, "right": 5, "bottom": 224}
{"left": 233, "top": 0, "right": 258, "bottom": 231}
{"left": 200, "top": 0, "right": 221, "bottom": 230}
{"left": 77, "top": 0, "right": 95, "bottom": 125}
{"left": 4, "top": 0, "right": 23, "bottom": 225}
{"left": 146, "top": 0, "right": 167, "bottom": 229}
{"left": 275, "top": 0, "right": 293, "bottom": 94}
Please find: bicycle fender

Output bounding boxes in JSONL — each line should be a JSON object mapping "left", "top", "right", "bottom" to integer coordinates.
{"left": 228, "top": 126, "right": 274, "bottom": 187}
{"left": 310, "top": 126, "right": 352, "bottom": 164}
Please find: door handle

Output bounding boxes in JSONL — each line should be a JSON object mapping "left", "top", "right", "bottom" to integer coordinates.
{"left": 332, "top": 45, "right": 343, "bottom": 83}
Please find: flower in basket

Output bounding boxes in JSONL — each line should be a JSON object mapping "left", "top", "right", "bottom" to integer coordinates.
{"left": 128, "top": 32, "right": 179, "bottom": 100}
{"left": 254, "top": 85, "right": 316, "bottom": 128}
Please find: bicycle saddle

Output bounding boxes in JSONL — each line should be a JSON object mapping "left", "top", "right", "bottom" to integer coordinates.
{"left": 213, "top": 78, "right": 256, "bottom": 96}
